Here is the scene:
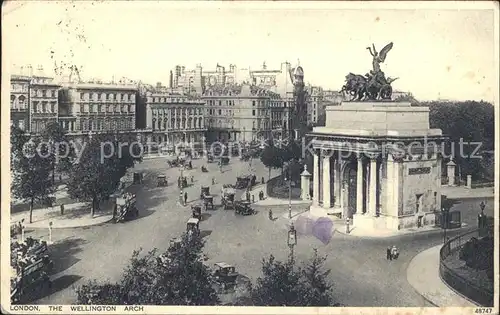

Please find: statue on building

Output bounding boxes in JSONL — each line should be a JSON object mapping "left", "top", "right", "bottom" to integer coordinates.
{"left": 341, "top": 42, "right": 398, "bottom": 101}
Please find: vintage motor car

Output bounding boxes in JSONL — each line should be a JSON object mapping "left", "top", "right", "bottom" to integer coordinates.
{"left": 213, "top": 262, "right": 239, "bottom": 291}
{"left": 157, "top": 175, "right": 168, "bottom": 187}
{"left": 186, "top": 218, "right": 200, "bottom": 238}
{"left": 234, "top": 200, "right": 254, "bottom": 215}
{"left": 221, "top": 187, "right": 236, "bottom": 210}
{"left": 200, "top": 186, "right": 210, "bottom": 199}
{"left": 191, "top": 204, "right": 202, "bottom": 220}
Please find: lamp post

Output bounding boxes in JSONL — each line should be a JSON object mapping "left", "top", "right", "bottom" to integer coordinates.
{"left": 285, "top": 162, "right": 292, "bottom": 219}
{"left": 442, "top": 207, "right": 448, "bottom": 244}
{"left": 478, "top": 201, "right": 486, "bottom": 236}
{"left": 287, "top": 223, "right": 297, "bottom": 264}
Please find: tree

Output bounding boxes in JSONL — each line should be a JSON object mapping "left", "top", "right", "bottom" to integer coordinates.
{"left": 66, "top": 133, "right": 122, "bottom": 217}
{"left": 41, "top": 121, "right": 75, "bottom": 184}
{"left": 249, "top": 254, "right": 304, "bottom": 306}
{"left": 76, "top": 233, "right": 219, "bottom": 305}
{"left": 425, "top": 101, "right": 494, "bottom": 180}
{"left": 11, "top": 137, "right": 55, "bottom": 223}
{"left": 10, "top": 125, "right": 28, "bottom": 172}
{"left": 301, "top": 249, "right": 334, "bottom": 306}
{"left": 260, "top": 144, "right": 282, "bottom": 180}
{"left": 248, "top": 251, "right": 338, "bottom": 306}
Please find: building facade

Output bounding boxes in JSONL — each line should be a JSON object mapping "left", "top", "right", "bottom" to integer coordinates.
{"left": 145, "top": 92, "right": 206, "bottom": 147}
{"left": 171, "top": 62, "right": 296, "bottom": 98}
{"left": 10, "top": 71, "right": 62, "bottom": 134}
{"left": 58, "top": 82, "right": 137, "bottom": 135}
{"left": 10, "top": 75, "right": 31, "bottom": 131}
{"left": 30, "top": 76, "right": 61, "bottom": 134}
{"left": 202, "top": 84, "right": 276, "bottom": 143}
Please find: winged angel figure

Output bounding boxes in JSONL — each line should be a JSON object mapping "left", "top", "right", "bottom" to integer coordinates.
{"left": 366, "top": 42, "right": 393, "bottom": 74}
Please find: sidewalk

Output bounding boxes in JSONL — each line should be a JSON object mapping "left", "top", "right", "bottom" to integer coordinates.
{"left": 336, "top": 222, "right": 468, "bottom": 238}
{"left": 441, "top": 185, "right": 494, "bottom": 199}
{"left": 407, "top": 245, "right": 478, "bottom": 307}
{"left": 248, "top": 182, "right": 311, "bottom": 206}
{"left": 11, "top": 201, "right": 114, "bottom": 229}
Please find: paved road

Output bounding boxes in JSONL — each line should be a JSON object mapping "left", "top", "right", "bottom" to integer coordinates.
{"left": 22, "top": 157, "right": 494, "bottom": 306}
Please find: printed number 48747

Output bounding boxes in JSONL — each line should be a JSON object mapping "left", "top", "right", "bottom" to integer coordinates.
{"left": 474, "top": 308, "right": 493, "bottom": 314}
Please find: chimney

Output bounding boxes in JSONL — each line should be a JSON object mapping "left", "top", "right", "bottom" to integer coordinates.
{"left": 27, "top": 64, "right": 33, "bottom": 76}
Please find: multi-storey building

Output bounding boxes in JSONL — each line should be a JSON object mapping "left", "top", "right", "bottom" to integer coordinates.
{"left": 10, "top": 75, "right": 31, "bottom": 131}
{"left": 306, "top": 85, "right": 323, "bottom": 125}
{"left": 30, "top": 75, "right": 61, "bottom": 133}
{"left": 202, "top": 84, "right": 276, "bottom": 143}
{"left": 145, "top": 92, "right": 206, "bottom": 146}
{"left": 10, "top": 67, "right": 62, "bottom": 134}
{"left": 58, "top": 81, "right": 137, "bottom": 135}
{"left": 171, "top": 62, "right": 296, "bottom": 98}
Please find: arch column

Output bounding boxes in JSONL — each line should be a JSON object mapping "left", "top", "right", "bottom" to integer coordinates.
{"left": 322, "top": 152, "right": 331, "bottom": 208}
{"left": 356, "top": 154, "right": 364, "bottom": 214}
{"left": 312, "top": 150, "right": 320, "bottom": 206}
{"left": 367, "top": 156, "right": 378, "bottom": 216}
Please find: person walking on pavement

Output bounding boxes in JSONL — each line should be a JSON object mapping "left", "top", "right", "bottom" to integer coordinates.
{"left": 179, "top": 191, "right": 184, "bottom": 205}
{"left": 212, "top": 177, "right": 215, "bottom": 185}
{"left": 184, "top": 191, "right": 188, "bottom": 205}
{"left": 268, "top": 209, "right": 273, "bottom": 221}
{"left": 386, "top": 246, "right": 392, "bottom": 260}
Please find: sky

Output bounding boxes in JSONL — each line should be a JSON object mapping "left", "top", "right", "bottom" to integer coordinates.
{"left": 2, "top": 1, "right": 498, "bottom": 102}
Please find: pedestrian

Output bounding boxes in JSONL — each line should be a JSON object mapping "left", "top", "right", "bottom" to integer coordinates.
{"left": 391, "top": 245, "right": 399, "bottom": 260}
{"left": 386, "top": 246, "right": 392, "bottom": 260}
{"left": 191, "top": 175, "right": 194, "bottom": 183}
{"left": 212, "top": 177, "right": 215, "bottom": 185}
{"left": 184, "top": 191, "right": 188, "bottom": 205}
{"left": 179, "top": 191, "right": 184, "bottom": 205}
{"left": 268, "top": 209, "right": 273, "bottom": 221}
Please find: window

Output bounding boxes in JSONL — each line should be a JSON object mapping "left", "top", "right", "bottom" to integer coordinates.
{"left": 252, "top": 109, "right": 256, "bottom": 116}
{"left": 42, "top": 102, "right": 47, "bottom": 113}
{"left": 18, "top": 96, "right": 26, "bottom": 109}
{"left": 415, "top": 194, "right": 423, "bottom": 213}
{"left": 218, "top": 100, "right": 222, "bottom": 106}
{"left": 252, "top": 101, "right": 255, "bottom": 106}
{"left": 51, "top": 102, "right": 56, "bottom": 113}
{"left": 42, "top": 90, "right": 47, "bottom": 97}
{"left": 80, "top": 93, "right": 85, "bottom": 100}
{"left": 98, "top": 105, "right": 102, "bottom": 112}
{"left": 52, "top": 90, "right": 57, "bottom": 97}
{"left": 218, "top": 109, "right": 222, "bottom": 115}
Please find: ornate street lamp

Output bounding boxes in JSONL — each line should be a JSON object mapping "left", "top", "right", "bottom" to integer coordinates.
{"left": 287, "top": 223, "right": 297, "bottom": 264}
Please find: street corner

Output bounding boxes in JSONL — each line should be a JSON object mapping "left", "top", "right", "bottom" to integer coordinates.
{"left": 406, "top": 245, "right": 477, "bottom": 307}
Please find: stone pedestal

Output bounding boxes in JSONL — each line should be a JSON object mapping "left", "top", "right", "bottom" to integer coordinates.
{"left": 300, "top": 165, "right": 312, "bottom": 200}
{"left": 447, "top": 160, "right": 456, "bottom": 186}
{"left": 466, "top": 175, "right": 472, "bottom": 189}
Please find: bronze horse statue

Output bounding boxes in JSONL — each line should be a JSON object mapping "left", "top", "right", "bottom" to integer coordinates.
{"left": 341, "top": 72, "right": 398, "bottom": 101}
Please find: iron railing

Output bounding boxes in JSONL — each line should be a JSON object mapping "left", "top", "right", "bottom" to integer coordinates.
{"left": 439, "top": 226, "right": 494, "bottom": 306}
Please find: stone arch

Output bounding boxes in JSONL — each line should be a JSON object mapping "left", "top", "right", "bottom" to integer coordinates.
{"left": 341, "top": 157, "right": 359, "bottom": 217}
